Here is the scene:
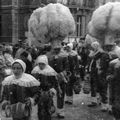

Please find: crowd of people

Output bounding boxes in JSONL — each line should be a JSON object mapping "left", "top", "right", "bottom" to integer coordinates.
{"left": 0, "top": 37, "right": 120, "bottom": 120}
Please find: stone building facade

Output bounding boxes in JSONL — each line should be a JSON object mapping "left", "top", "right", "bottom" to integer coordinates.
{"left": 0, "top": 0, "right": 120, "bottom": 44}
{"left": 0, "top": 0, "right": 42, "bottom": 44}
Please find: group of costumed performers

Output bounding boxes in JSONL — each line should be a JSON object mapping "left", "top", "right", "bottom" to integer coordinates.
{"left": 87, "top": 2, "right": 120, "bottom": 120}
{"left": 0, "top": 2, "right": 76, "bottom": 120}
{"left": 1, "top": 55, "right": 66, "bottom": 120}
{"left": 27, "top": 2, "right": 76, "bottom": 119}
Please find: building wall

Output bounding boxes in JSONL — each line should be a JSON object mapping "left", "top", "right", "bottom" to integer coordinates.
{"left": 0, "top": 0, "right": 39, "bottom": 44}
{"left": 1, "top": 0, "right": 12, "bottom": 43}
{"left": 1, "top": 0, "right": 120, "bottom": 44}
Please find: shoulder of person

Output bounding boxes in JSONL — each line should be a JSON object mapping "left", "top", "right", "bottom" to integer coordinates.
{"left": 110, "top": 58, "right": 119, "bottom": 66}
{"left": 31, "top": 66, "right": 39, "bottom": 74}
{"left": 2, "top": 75, "right": 14, "bottom": 86}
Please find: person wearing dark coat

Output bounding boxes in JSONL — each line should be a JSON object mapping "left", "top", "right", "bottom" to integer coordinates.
{"left": 20, "top": 51, "right": 33, "bottom": 74}
{"left": 65, "top": 43, "right": 80, "bottom": 104}
{"left": 87, "top": 42, "right": 110, "bottom": 111}
{"left": 46, "top": 45, "right": 69, "bottom": 118}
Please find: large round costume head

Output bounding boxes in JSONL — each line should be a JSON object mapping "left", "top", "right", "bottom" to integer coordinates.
{"left": 28, "top": 3, "right": 75, "bottom": 48}
{"left": 88, "top": 2, "right": 120, "bottom": 46}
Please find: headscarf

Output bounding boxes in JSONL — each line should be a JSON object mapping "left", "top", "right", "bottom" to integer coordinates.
{"left": 32, "top": 55, "right": 57, "bottom": 76}
{"left": 91, "top": 41, "right": 100, "bottom": 50}
{"left": 67, "top": 43, "right": 73, "bottom": 50}
{"left": 113, "top": 46, "right": 120, "bottom": 58}
{"left": 36, "top": 55, "right": 48, "bottom": 65}
{"left": 12, "top": 59, "right": 26, "bottom": 72}
{"left": 66, "top": 43, "right": 77, "bottom": 56}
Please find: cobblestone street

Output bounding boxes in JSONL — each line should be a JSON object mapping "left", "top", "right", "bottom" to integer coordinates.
{"left": 52, "top": 91, "right": 114, "bottom": 120}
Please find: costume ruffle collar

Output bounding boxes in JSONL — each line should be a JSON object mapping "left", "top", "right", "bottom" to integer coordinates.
{"left": 2, "top": 73, "right": 40, "bottom": 87}
{"left": 68, "top": 50, "right": 77, "bottom": 56}
{"left": 32, "top": 65, "right": 57, "bottom": 76}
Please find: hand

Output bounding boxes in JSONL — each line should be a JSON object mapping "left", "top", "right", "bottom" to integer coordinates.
{"left": 1, "top": 100, "right": 10, "bottom": 110}
{"left": 58, "top": 87, "right": 62, "bottom": 98}
{"left": 66, "top": 71, "right": 71, "bottom": 77}
{"left": 75, "top": 74, "right": 80, "bottom": 78}
{"left": 106, "top": 75, "right": 113, "bottom": 82}
{"left": 49, "top": 88, "right": 57, "bottom": 97}
{"left": 98, "top": 70, "right": 102, "bottom": 75}
{"left": 26, "top": 97, "right": 35, "bottom": 106}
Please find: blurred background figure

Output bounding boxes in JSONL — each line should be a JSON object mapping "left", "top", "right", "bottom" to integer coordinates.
{"left": 65, "top": 43, "right": 80, "bottom": 104}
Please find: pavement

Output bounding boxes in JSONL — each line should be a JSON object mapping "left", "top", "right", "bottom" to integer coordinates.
{"left": 52, "top": 91, "right": 114, "bottom": 120}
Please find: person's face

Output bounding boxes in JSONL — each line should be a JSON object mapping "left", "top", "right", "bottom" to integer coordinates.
{"left": 92, "top": 46, "right": 98, "bottom": 52}
{"left": 66, "top": 46, "right": 71, "bottom": 52}
{"left": 12, "top": 63, "right": 23, "bottom": 77}
{"left": 21, "top": 56, "right": 26, "bottom": 61}
{"left": 39, "top": 63, "right": 46, "bottom": 70}
{"left": 104, "top": 45, "right": 114, "bottom": 52}
{"left": 53, "top": 48, "right": 61, "bottom": 54}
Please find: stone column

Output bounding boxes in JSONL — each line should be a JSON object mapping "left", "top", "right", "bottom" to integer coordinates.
{"left": 12, "top": 0, "right": 19, "bottom": 44}
{"left": 0, "top": 0, "right": 1, "bottom": 40}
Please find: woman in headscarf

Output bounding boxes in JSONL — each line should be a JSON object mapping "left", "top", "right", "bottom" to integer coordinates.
{"left": 1, "top": 59, "right": 40, "bottom": 120}
{"left": 31, "top": 55, "right": 61, "bottom": 120}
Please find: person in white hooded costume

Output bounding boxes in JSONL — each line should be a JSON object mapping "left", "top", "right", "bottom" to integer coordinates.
{"left": 32, "top": 55, "right": 61, "bottom": 120}
{"left": 1, "top": 59, "right": 40, "bottom": 120}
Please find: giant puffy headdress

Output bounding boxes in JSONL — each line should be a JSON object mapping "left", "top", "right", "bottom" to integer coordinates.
{"left": 28, "top": 3, "right": 75, "bottom": 48}
{"left": 88, "top": 2, "right": 120, "bottom": 46}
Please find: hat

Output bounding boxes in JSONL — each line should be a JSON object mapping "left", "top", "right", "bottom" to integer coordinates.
{"left": 91, "top": 41, "right": 100, "bottom": 49}
{"left": 12, "top": 59, "right": 26, "bottom": 72}
{"left": 37, "top": 55, "right": 48, "bottom": 65}
{"left": 67, "top": 43, "right": 73, "bottom": 49}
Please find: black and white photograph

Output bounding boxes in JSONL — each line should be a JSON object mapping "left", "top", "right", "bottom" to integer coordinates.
{"left": 0, "top": 0, "right": 120, "bottom": 120}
